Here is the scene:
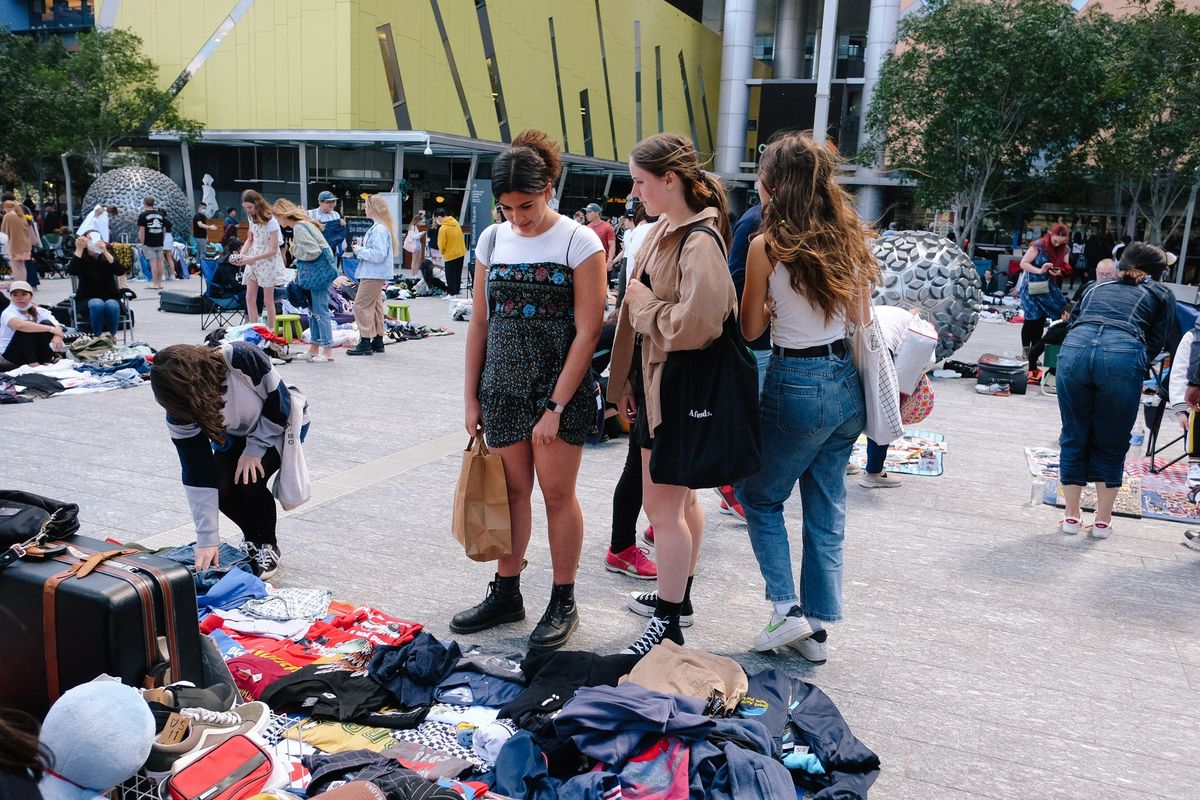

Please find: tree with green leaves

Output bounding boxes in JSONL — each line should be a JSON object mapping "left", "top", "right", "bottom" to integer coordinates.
{"left": 0, "top": 30, "right": 73, "bottom": 184}
{"left": 1083, "top": 0, "right": 1200, "bottom": 246}
{"left": 864, "top": 0, "right": 1112, "bottom": 253}
{"left": 63, "top": 28, "right": 203, "bottom": 175}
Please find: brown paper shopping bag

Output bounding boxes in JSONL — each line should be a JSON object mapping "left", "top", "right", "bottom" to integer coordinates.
{"left": 451, "top": 437, "right": 513, "bottom": 562}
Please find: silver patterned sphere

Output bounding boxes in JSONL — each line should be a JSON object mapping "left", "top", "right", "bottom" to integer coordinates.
{"left": 81, "top": 166, "right": 191, "bottom": 245}
{"left": 871, "top": 231, "right": 981, "bottom": 360}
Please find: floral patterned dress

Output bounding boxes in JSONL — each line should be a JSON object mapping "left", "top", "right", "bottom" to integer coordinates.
{"left": 478, "top": 257, "right": 596, "bottom": 448}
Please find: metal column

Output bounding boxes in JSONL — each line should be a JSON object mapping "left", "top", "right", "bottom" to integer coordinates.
{"left": 392, "top": 146, "right": 405, "bottom": 193}
{"left": 181, "top": 141, "right": 195, "bottom": 208}
{"left": 855, "top": 0, "right": 900, "bottom": 221}
{"left": 811, "top": 0, "right": 840, "bottom": 145}
{"left": 556, "top": 164, "right": 570, "bottom": 209}
{"left": 298, "top": 145, "right": 308, "bottom": 208}
{"left": 715, "top": 0, "right": 757, "bottom": 176}
{"left": 775, "top": 0, "right": 803, "bottom": 80}
{"left": 460, "top": 154, "right": 478, "bottom": 221}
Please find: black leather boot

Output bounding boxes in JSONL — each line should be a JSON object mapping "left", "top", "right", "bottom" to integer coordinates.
{"left": 449, "top": 575, "right": 524, "bottom": 634}
{"left": 371, "top": 335, "right": 385, "bottom": 353}
{"left": 528, "top": 583, "right": 579, "bottom": 651}
{"left": 347, "top": 338, "right": 373, "bottom": 356}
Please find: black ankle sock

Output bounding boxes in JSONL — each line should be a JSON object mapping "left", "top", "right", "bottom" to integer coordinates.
{"left": 655, "top": 597, "right": 683, "bottom": 621}
{"left": 684, "top": 576, "right": 694, "bottom": 605}
{"left": 495, "top": 573, "right": 520, "bottom": 593}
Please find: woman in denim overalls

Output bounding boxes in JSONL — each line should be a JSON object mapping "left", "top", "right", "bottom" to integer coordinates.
{"left": 1056, "top": 244, "right": 1176, "bottom": 538}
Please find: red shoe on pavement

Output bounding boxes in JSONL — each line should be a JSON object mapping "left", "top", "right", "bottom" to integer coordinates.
{"left": 714, "top": 485, "right": 746, "bottom": 521}
{"left": 605, "top": 544, "right": 657, "bottom": 579}
{"left": 641, "top": 526, "right": 655, "bottom": 546}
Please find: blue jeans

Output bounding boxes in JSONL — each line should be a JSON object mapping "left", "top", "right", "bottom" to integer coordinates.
{"left": 865, "top": 439, "right": 888, "bottom": 474}
{"left": 752, "top": 348, "right": 771, "bottom": 394}
{"left": 307, "top": 284, "right": 334, "bottom": 347}
{"left": 736, "top": 351, "right": 866, "bottom": 621}
{"left": 1056, "top": 323, "right": 1145, "bottom": 487}
{"left": 87, "top": 298, "right": 121, "bottom": 336}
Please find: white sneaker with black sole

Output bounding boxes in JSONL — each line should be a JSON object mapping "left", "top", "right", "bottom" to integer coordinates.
{"left": 1184, "top": 530, "right": 1200, "bottom": 551}
{"left": 787, "top": 628, "right": 829, "bottom": 663}
{"left": 753, "top": 606, "right": 814, "bottom": 652}
{"left": 626, "top": 590, "right": 694, "bottom": 627}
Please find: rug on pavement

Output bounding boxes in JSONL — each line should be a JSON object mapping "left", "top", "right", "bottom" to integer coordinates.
{"left": 850, "top": 429, "right": 945, "bottom": 476}
{"left": 1023, "top": 448, "right": 1200, "bottom": 522}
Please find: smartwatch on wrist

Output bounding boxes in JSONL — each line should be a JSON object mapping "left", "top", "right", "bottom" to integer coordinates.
{"left": 544, "top": 399, "right": 565, "bottom": 414}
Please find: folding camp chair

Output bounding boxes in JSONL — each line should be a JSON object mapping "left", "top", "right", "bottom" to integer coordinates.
{"left": 1144, "top": 354, "right": 1188, "bottom": 474}
{"left": 67, "top": 275, "right": 135, "bottom": 344}
{"left": 199, "top": 258, "right": 247, "bottom": 331}
{"left": 1040, "top": 344, "right": 1060, "bottom": 396}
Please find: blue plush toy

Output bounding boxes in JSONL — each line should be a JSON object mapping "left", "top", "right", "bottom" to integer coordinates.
{"left": 38, "top": 681, "right": 155, "bottom": 800}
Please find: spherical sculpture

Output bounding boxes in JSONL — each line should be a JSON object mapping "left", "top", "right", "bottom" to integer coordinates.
{"left": 871, "top": 231, "right": 982, "bottom": 360}
{"left": 82, "top": 166, "right": 192, "bottom": 245}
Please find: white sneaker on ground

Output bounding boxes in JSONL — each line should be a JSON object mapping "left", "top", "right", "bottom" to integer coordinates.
{"left": 1090, "top": 521, "right": 1112, "bottom": 539}
{"left": 1060, "top": 517, "right": 1083, "bottom": 535}
{"left": 1183, "top": 530, "right": 1200, "bottom": 551}
{"left": 753, "top": 606, "right": 814, "bottom": 652}
{"left": 859, "top": 472, "right": 901, "bottom": 488}
{"left": 787, "top": 628, "right": 829, "bottom": 663}
{"left": 1188, "top": 463, "right": 1200, "bottom": 489}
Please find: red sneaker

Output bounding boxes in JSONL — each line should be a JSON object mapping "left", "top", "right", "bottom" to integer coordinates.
{"left": 604, "top": 544, "right": 657, "bottom": 579}
{"left": 641, "top": 526, "right": 655, "bottom": 546}
{"left": 714, "top": 485, "right": 746, "bottom": 521}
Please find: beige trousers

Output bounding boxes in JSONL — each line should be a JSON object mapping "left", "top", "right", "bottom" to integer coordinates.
{"left": 354, "top": 278, "right": 386, "bottom": 339}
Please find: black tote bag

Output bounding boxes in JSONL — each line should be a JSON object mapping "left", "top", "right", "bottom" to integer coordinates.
{"left": 644, "top": 226, "right": 762, "bottom": 488}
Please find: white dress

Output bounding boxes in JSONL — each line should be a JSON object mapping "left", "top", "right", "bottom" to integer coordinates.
{"left": 242, "top": 217, "right": 288, "bottom": 287}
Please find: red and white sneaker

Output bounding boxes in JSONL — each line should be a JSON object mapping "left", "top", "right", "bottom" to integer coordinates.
{"left": 605, "top": 544, "right": 658, "bottom": 579}
{"left": 713, "top": 485, "right": 746, "bottom": 521}
{"left": 641, "top": 526, "right": 655, "bottom": 546}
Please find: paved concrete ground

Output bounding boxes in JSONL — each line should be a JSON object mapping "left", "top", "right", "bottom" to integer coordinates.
{"left": 4, "top": 274, "right": 1199, "bottom": 798}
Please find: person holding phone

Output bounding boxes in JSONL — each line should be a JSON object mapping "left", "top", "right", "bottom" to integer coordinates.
{"left": 1018, "top": 223, "right": 1072, "bottom": 369}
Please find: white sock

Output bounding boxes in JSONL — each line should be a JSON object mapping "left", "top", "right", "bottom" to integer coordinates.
{"left": 807, "top": 617, "right": 824, "bottom": 632}
{"left": 774, "top": 601, "right": 798, "bottom": 616}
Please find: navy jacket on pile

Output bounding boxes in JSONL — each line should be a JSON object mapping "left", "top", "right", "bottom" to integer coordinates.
{"left": 368, "top": 631, "right": 461, "bottom": 707}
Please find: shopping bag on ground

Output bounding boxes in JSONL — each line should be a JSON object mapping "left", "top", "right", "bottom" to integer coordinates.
{"left": 451, "top": 437, "right": 512, "bottom": 562}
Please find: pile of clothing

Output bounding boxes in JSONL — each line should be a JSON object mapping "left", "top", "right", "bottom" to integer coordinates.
{"left": 123, "top": 547, "right": 880, "bottom": 800}
{"left": 67, "top": 332, "right": 155, "bottom": 365}
{"left": 1, "top": 356, "right": 150, "bottom": 400}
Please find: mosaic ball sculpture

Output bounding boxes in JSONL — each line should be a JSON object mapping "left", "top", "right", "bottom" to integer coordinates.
{"left": 81, "top": 166, "right": 191, "bottom": 245}
{"left": 871, "top": 231, "right": 982, "bottom": 360}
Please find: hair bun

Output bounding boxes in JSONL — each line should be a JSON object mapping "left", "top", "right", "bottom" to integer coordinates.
{"left": 511, "top": 130, "right": 562, "bottom": 184}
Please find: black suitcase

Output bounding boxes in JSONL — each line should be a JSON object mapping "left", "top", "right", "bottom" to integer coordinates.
{"left": 159, "top": 291, "right": 206, "bottom": 314}
{"left": 0, "top": 535, "right": 203, "bottom": 717}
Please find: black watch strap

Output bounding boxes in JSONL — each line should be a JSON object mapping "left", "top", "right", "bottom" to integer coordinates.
{"left": 544, "top": 399, "right": 565, "bottom": 414}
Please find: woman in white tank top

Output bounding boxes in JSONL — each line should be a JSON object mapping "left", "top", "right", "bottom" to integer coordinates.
{"left": 735, "top": 132, "right": 879, "bottom": 664}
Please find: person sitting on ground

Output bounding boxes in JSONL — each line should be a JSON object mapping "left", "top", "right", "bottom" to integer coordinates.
{"left": 150, "top": 342, "right": 298, "bottom": 578}
{"left": 0, "top": 281, "right": 63, "bottom": 369}
{"left": 68, "top": 231, "right": 125, "bottom": 336}
{"left": 210, "top": 237, "right": 244, "bottom": 296}
{"left": 419, "top": 258, "right": 450, "bottom": 295}
{"left": 981, "top": 268, "right": 1008, "bottom": 301}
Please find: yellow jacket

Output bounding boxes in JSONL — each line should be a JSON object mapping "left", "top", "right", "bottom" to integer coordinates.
{"left": 437, "top": 216, "right": 467, "bottom": 260}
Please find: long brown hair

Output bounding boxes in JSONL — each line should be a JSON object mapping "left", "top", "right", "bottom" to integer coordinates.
{"left": 757, "top": 131, "right": 879, "bottom": 322}
{"left": 629, "top": 133, "right": 730, "bottom": 244}
{"left": 241, "top": 190, "right": 272, "bottom": 224}
{"left": 0, "top": 709, "right": 48, "bottom": 779}
{"left": 150, "top": 345, "right": 228, "bottom": 445}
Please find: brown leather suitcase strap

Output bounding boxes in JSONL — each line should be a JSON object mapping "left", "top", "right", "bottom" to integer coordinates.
{"left": 41, "top": 566, "right": 77, "bottom": 701}
{"left": 71, "top": 548, "right": 139, "bottom": 578}
{"left": 43, "top": 552, "right": 158, "bottom": 701}
{"left": 70, "top": 544, "right": 182, "bottom": 687}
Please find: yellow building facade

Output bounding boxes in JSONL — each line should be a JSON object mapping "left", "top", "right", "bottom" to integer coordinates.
{"left": 99, "top": 0, "right": 728, "bottom": 164}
